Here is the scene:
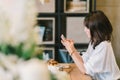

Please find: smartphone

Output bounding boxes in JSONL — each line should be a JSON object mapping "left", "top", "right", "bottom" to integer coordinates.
{"left": 61, "top": 34, "right": 66, "bottom": 40}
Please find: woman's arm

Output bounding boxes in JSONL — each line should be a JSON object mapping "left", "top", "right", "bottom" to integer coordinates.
{"left": 71, "top": 51, "right": 86, "bottom": 74}
{"left": 61, "top": 35, "right": 86, "bottom": 74}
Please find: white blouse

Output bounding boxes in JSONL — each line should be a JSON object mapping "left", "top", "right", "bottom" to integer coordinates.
{"left": 82, "top": 41, "right": 120, "bottom": 80}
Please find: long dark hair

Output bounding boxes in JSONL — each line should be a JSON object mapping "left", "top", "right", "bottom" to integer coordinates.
{"left": 84, "top": 10, "right": 113, "bottom": 49}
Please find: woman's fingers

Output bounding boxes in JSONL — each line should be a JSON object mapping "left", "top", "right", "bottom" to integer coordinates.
{"left": 61, "top": 40, "right": 65, "bottom": 46}
{"left": 61, "top": 34, "right": 74, "bottom": 48}
{"left": 61, "top": 35, "right": 76, "bottom": 55}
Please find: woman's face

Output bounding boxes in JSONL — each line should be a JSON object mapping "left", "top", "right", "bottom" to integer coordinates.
{"left": 84, "top": 27, "right": 91, "bottom": 38}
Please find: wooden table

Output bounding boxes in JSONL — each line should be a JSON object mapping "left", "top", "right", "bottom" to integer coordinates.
{"left": 61, "top": 64, "right": 92, "bottom": 80}
{"left": 69, "top": 64, "right": 92, "bottom": 80}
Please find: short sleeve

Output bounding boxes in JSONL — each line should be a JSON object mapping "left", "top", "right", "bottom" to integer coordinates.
{"left": 84, "top": 42, "right": 109, "bottom": 76}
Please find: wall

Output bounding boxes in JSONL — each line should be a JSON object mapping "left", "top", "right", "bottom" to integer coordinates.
{"left": 96, "top": 0, "right": 120, "bottom": 67}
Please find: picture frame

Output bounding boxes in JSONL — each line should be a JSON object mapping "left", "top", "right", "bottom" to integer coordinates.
{"left": 36, "top": 0, "right": 55, "bottom": 13}
{"left": 66, "top": 17, "right": 89, "bottom": 43}
{"left": 36, "top": 17, "right": 55, "bottom": 44}
{"left": 64, "top": 0, "right": 90, "bottom": 13}
{"left": 42, "top": 48, "right": 55, "bottom": 61}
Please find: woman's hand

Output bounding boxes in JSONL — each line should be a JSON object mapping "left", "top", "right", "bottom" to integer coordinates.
{"left": 61, "top": 35, "right": 86, "bottom": 74}
{"left": 61, "top": 35, "right": 77, "bottom": 55}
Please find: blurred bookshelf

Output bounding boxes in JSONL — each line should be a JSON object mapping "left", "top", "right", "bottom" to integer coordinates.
{"left": 36, "top": 0, "right": 96, "bottom": 62}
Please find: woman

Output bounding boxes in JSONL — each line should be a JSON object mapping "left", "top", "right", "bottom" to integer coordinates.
{"left": 61, "top": 10, "right": 120, "bottom": 80}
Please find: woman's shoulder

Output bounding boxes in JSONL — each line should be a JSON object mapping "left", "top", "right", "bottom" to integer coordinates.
{"left": 96, "top": 41, "right": 111, "bottom": 49}
{"left": 100, "top": 40, "right": 111, "bottom": 45}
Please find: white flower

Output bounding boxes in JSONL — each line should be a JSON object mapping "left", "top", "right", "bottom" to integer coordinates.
{"left": 0, "top": 53, "right": 19, "bottom": 80}
{"left": 0, "top": 0, "right": 37, "bottom": 46}
{"left": 0, "top": 0, "right": 71, "bottom": 80}
{"left": 18, "top": 58, "right": 50, "bottom": 80}
{"left": 0, "top": 53, "right": 50, "bottom": 80}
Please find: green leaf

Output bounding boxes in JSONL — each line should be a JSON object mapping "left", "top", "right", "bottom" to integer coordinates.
{"left": 0, "top": 44, "right": 9, "bottom": 54}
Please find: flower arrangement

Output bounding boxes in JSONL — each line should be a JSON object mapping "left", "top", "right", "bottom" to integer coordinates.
{"left": 0, "top": 0, "right": 46, "bottom": 80}
{"left": 0, "top": 0, "right": 70, "bottom": 80}
{"left": 0, "top": 0, "right": 39, "bottom": 59}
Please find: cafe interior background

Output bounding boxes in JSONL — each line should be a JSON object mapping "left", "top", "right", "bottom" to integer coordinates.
{"left": 36, "top": 0, "right": 120, "bottom": 68}
{"left": 0, "top": 0, "right": 120, "bottom": 80}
